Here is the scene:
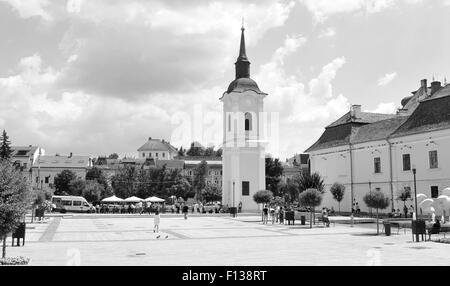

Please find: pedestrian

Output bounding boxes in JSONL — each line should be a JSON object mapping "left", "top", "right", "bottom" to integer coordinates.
{"left": 182, "top": 204, "right": 189, "bottom": 220}
{"left": 262, "top": 204, "right": 269, "bottom": 224}
{"left": 194, "top": 202, "right": 199, "bottom": 213}
{"left": 279, "top": 207, "right": 284, "bottom": 224}
{"left": 403, "top": 205, "right": 408, "bottom": 218}
{"left": 410, "top": 205, "right": 414, "bottom": 218}
{"left": 153, "top": 210, "right": 160, "bottom": 234}
{"left": 270, "top": 207, "right": 276, "bottom": 224}
{"left": 356, "top": 203, "right": 361, "bottom": 214}
{"left": 275, "top": 205, "right": 280, "bottom": 223}
{"left": 238, "top": 201, "right": 242, "bottom": 213}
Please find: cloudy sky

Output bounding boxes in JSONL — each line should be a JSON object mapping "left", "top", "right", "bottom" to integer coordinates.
{"left": 1, "top": 0, "right": 449, "bottom": 159}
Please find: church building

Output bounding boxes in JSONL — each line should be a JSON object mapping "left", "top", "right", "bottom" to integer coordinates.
{"left": 220, "top": 26, "right": 267, "bottom": 211}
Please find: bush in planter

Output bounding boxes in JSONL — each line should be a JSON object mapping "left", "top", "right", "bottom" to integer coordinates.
{"left": 298, "top": 188, "right": 323, "bottom": 228}
{"left": 0, "top": 256, "right": 30, "bottom": 265}
{"left": 363, "top": 191, "right": 390, "bottom": 235}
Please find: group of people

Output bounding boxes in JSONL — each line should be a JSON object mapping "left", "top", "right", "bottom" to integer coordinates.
{"left": 94, "top": 202, "right": 159, "bottom": 214}
{"left": 261, "top": 205, "right": 286, "bottom": 224}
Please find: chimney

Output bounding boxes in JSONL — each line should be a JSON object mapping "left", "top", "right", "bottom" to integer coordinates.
{"left": 148, "top": 137, "right": 152, "bottom": 140}
{"left": 421, "top": 79, "right": 428, "bottom": 94}
{"left": 430, "top": 81, "right": 442, "bottom": 95}
{"left": 69, "top": 152, "right": 73, "bottom": 158}
{"left": 350, "top": 105, "right": 361, "bottom": 119}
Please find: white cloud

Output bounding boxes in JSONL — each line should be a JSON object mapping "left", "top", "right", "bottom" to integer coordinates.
{"left": 365, "top": 102, "right": 397, "bottom": 114}
{"left": 378, "top": 72, "right": 397, "bottom": 86}
{"left": 254, "top": 35, "right": 349, "bottom": 158}
{"left": 0, "top": 0, "right": 52, "bottom": 21}
{"left": 297, "top": 0, "right": 426, "bottom": 22}
{"left": 318, "top": 27, "right": 336, "bottom": 38}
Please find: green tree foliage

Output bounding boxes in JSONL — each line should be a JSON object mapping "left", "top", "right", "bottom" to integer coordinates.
{"left": 298, "top": 188, "right": 323, "bottom": 228}
{"left": 83, "top": 181, "right": 104, "bottom": 203}
{"left": 296, "top": 172, "right": 325, "bottom": 193}
{"left": 54, "top": 170, "right": 77, "bottom": 195}
{"left": 68, "top": 179, "right": 86, "bottom": 196}
{"left": 363, "top": 191, "right": 390, "bottom": 234}
{"left": 202, "top": 184, "right": 222, "bottom": 203}
{"left": 192, "top": 160, "right": 208, "bottom": 201}
{"left": 215, "top": 148, "right": 223, "bottom": 157}
{"left": 265, "top": 158, "right": 284, "bottom": 196}
{"left": 279, "top": 180, "right": 299, "bottom": 204}
{"left": 398, "top": 187, "right": 411, "bottom": 209}
{"left": 186, "top": 142, "right": 205, "bottom": 156}
{"left": 253, "top": 190, "right": 274, "bottom": 205}
{"left": 0, "top": 130, "right": 12, "bottom": 160}
{"left": 111, "top": 165, "right": 138, "bottom": 199}
{"left": 86, "top": 167, "right": 108, "bottom": 190}
{"left": 330, "top": 183, "right": 345, "bottom": 214}
{"left": 177, "top": 147, "right": 185, "bottom": 157}
{"left": 108, "top": 153, "right": 119, "bottom": 159}
{"left": 0, "top": 161, "right": 32, "bottom": 258}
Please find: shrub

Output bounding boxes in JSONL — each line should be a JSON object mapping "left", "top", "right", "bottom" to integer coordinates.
{"left": 0, "top": 256, "right": 30, "bottom": 265}
{"left": 330, "top": 183, "right": 345, "bottom": 214}
{"left": 298, "top": 188, "right": 323, "bottom": 228}
{"left": 363, "top": 191, "right": 390, "bottom": 235}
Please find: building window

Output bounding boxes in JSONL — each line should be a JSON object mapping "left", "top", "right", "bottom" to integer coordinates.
{"left": 429, "top": 150, "right": 438, "bottom": 169}
{"left": 242, "top": 181, "right": 250, "bottom": 196}
{"left": 244, "top": 112, "right": 252, "bottom": 131}
{"left": 402, "top": 154, "right": 411, "bottom": 171}
{"left": 142, "top": 153, "right": 145, "bottom": 158}
{"left": 162, "top": 153, "right": 165, "bottom": 158}
{"left": 156, "top": 153, "right": 159, "bottom": 157}
{"left": 431, "top": 186, "right": 439, "bottom": 198}
{"left": 374, "top": 157, "right": 381, "bottom": 173}
{"left": 45, "top": 177, "right": 49, "bottom": 184}
{"left": 149, "top": 153, "right": 152, "bottom": 157}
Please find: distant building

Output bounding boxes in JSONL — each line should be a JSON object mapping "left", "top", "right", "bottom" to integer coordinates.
{"left": 11, "top": 145, "right": 45, "bottom": 180}
{"left": 137, "top": 137, "right": 178, "bottom": 160}
{"left": 182, "top": 157, "right": 223, "bottom": 187}
{"left": 32, "top": 153, "right": 93, "bottom": 192}
{"left": 306, "top": 79, "right": 450, "bottom": 213}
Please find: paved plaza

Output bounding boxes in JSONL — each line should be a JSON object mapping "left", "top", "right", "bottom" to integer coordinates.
{"left": 6, "top": 214, "right": 450, "bottom": 266}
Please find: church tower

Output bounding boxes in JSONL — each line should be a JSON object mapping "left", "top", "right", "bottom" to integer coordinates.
{"left": 220, "top": 25, "right": 267, "bottom": 212}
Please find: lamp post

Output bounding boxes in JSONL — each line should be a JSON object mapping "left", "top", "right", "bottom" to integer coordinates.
{"left": 369, "top": 180, "right": 372, "bottom": 217}
{"left": 412, "top": 166, "right": 419, "bottom": 242}
{"left": 232, "top": 181, "right": 236, "bottom": 218}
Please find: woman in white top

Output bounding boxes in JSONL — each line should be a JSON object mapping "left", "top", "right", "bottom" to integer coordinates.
{"left": 154, "top": 210, "right": 160, "bottom": 234}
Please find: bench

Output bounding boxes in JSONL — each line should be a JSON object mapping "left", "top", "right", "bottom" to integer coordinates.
{"left": 427, "top": 225, "right": 450, "bottom": 241}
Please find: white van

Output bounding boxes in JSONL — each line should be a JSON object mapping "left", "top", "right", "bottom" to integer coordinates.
{"left": 51, "top": 196, "right": 94, "bottom": 213}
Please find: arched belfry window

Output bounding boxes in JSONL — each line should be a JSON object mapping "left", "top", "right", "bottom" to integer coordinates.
{"left": 245, "top": 112, "right": 252, "bottom": 131}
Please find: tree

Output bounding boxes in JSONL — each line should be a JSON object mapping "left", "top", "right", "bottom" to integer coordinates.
{"left": 202, "top": 184, "right": 222, "bottom": 203}
{"left": 0, "top": 130, "right": 12, "bottom": 160}
{"left": 83, "top": 181, "right": 104, "bottom": 203}
{"left": 298, "top": 188, "right": 323, "bottom": 229}
{"left": 0, "top": 161, "right": 32, "bottom": 258}
{"left": 111, "top": 165, "right": 138, "bottom": 199}
{"left": 186, "top": 142, "right": 205, "bottom": 157}
{"left": 54, "top": 170, "right": 77, "bottom": 195}
{"left": 86, "top": 167, "right": 108, "bottom": 190}
{"left": 398, "top": 187, "right": 411, "bottom": 214}
{"left": 108, "top": 153, "right": 119, "bottom": 159}
{"left": 296, "top": 172, "right": 325, "bottom": 193}
{"left": 215, "top": 148, "right": 223, "bottom": 157}
{"left": 330, "top": 183, "right": 345, "bottom": 214}
{"left": 363, "top": 191, "right": 390, "bottom": 235}
{"left": 192, "top": 160, "right": 208, "bottom": 201}
{"left": 177, "top": 147, "right": 185, "bottom": 157}
{"left": 204, "top": 146, "right": 215, "bottom": 157}
{"left": 265, "top": 158, "right": 284, "bottom": 196}
{"left": 68, "top": 179, "right": 86, "bottom": 196}
{"left": 279, "top": 180, "right": 299, "bottom": 205}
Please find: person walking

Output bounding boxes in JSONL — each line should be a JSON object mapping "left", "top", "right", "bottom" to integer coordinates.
{"left": 279, "top": 206, "right": 284, "bottom": 224}
{"left": 262, "top": 204, "right": 269, "bottom": 224}
{"left": 153, "top": 210, "right": 160, "bottom": 234}
{"left": 275, "top": 205, "right": 280, "bottom": 223}
{"left": 182, "top": 204, "right": 189, "bottom": 220}
{"left": 403, "top": 205, "right": 408, "bottom": 218}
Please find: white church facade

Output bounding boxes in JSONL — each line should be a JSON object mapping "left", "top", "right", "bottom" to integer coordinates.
{"left": 306, "top": 79, "right": 450, "bottom": 214}
{"left": 221, "top": 26, "right": 267, "bottom": 212}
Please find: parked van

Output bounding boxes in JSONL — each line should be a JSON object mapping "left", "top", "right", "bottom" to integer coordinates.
{"left": 51, "top": 196, "right": 94, "bottom": 213}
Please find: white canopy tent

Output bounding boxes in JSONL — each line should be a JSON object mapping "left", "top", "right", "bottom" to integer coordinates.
{"left": 102, "top": 195, "right": 124, "bottom": 203}
{"left": 124, "top": 196, "right": 144, "bottom": 203}
{"left": 145, "top": 196, "right": 165, "bottom": 203}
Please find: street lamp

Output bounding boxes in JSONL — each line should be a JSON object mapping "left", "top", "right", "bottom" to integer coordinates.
{"left": 412, "top": 165, "right": 419, "bottom": 242}
{"left": 232, "top": 181, "right": 236, "bottom": 218}
{"left": 369, "top": 180, "right": 372, "bottom": 217}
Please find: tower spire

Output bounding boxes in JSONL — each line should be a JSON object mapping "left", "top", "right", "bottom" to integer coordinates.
{"left": 235, "top": 21, "right": 250, "bottom": 79}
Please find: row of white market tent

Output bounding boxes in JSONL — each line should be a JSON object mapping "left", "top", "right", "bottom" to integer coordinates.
{"left": 101, "top": 195, "right": 165, "bottom": 203}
